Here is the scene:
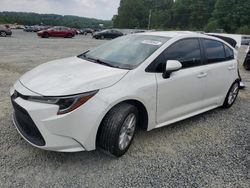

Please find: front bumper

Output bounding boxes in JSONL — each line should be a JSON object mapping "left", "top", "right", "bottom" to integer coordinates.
{"left": 10, "top": 81, "right": 109, "bottom": 152}
{"left": 37, "top": 32, "right": 43, "bottom": 37}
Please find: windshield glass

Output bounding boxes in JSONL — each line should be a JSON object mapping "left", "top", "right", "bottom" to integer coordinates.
{"left": 79, "top": 35, "right": 170, "bottom": 69}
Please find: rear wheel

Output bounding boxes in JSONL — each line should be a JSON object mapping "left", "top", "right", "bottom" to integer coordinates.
{"left": 66, "top": 33, "right": 73, "bottom": 38}
{"left": 97, "top": 103, "right": 138, "bottom": 157}
{"left": 222, "top": 81, "right": 239, "bottom": 108}
{"left": 0, "top": 31, "right": 7, "bottom": 37}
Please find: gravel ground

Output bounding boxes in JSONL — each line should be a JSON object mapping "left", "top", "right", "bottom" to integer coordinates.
{"left": 0, "top": 30, "right": 249, "bottom": 188}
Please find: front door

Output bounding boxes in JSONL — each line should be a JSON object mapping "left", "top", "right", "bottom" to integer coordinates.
{"left": 156, "top": 38, "right": 207, "bottom": 125}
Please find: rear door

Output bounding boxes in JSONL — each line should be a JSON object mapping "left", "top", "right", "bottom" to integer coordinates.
{"left": 155, "top": 38, "right": 207, "bottom": 124}
{"left": 201, "top": 39, "right": 237, "bottom": 107}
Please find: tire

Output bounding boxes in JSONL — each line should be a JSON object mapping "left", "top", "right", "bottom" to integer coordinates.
{"left": 97, "top": 103, "right": 138, "bottom": 157}
{"left": 222, "top": 81, "right": 240, "bottom": 108}
{"left": 243, "top": 59, "right": 250, "bottom": 70}
{"left": 101, "top": 35, "right": 104, "bottom": 40}
{"left": 42, "top": 32, "right": 49, "bottom": 38}
{"left": 0, "top": 31, "right": 7, "bottom": 37}
{"left": 66, "top": 33, "right": 73, "bottom": 38}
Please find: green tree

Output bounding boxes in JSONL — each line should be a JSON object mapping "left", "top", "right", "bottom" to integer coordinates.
{"left": 204, "top": 20, "right": 219, "bottom": 32}
{"left": 212, "top": 0, "right": 250, "bottom": 33}
{"left": 237, "top": 26, "right": 250, "bottom": 35}
{"left": 0, "top": 11, "right": 113, "bottom": 29}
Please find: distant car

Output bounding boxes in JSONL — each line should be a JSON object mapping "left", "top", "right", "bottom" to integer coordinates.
{"left": 24, "top": 26, "right": 38, "bottom": 32}
{"left": 93, "top": 29, "right": 123, "bottom": 39}
{"left": 32, "top": 26, "right": 41, "bottom": 32}
{"left": 241, "top": 36, "right": 250, "bottom": 45}
{"left": 23, "top": 26, "right": 33, "bottom": 32}
{"left": 0, "top": 26, "right": 12, "bottom": 37}
{"left": 243, "top": 46, "right": 250, "bottom": 70}
{"left": 79, "top": 28, "right": 94, "bottom": 35}
{"left": 37, "top": 26, "right": 76, "bottom": 38}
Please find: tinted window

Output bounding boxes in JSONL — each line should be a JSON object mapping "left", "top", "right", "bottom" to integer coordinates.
{"left": 204, "top": 39, "right": 225, "bottom": 63}
{"left": 224, "top": 45, "right": 234, "bottom": 60}
{"left": 164, "top": 39, "right": 202, "bottom": 69}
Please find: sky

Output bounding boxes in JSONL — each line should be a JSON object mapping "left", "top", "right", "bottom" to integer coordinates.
{"left": 0, "top": 0, "right": 120, "bottom": 20}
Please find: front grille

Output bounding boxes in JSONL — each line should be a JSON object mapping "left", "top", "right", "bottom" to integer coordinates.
{"left": 11, "top": 97, "right": 46, "bottom": 146}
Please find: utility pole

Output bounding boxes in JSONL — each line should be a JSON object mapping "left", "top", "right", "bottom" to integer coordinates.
{"left": 148, "top": 9, "right": 152, "bottom": 30}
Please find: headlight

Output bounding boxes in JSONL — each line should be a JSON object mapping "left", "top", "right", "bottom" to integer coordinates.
{"left": 27, "top": 90, "right": 98, "bottom": 115}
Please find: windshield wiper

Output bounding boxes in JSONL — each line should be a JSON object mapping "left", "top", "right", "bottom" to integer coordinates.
{"left": 95, "top": 59, "right": 118, "bottom": 68}
{"left": 80, "top": 54, "right": 128, "bottom": 69}
{"left": 84, "top": 56, "right": 119, "bottom": 68}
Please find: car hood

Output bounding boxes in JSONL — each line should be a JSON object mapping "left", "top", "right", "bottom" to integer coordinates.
{"left": 19, "top": 57, "right": 129, "bottom": 96}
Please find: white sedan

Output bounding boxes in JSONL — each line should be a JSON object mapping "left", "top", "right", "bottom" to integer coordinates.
{"left": 10, "top": 31, "right": 240, "bottom": 157}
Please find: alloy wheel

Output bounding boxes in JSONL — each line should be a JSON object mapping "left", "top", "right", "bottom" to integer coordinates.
{"left": 0, "top": 32, "right": 7, "bottom": 37}
{"left": 228, "top": 83, "right": 239, "bottom": 105}
{"left": 118, "top": 113, "right": 136, "bottom": 150}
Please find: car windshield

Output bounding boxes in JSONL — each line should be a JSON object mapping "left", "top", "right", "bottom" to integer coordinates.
{"left": 79, "top": 35, "right": 170, "bottom": 69}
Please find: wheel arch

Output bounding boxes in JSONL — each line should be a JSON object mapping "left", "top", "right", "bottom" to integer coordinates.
{"left": 96, "top": 99, "right": 149, "bottom": 147}
{"left": 122, "top": 99, "right": 149, "bottom": 131}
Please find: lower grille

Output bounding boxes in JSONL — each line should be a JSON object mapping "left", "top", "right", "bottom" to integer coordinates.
{"left": 12, "top": 99, "right": 46, "bottom": 146}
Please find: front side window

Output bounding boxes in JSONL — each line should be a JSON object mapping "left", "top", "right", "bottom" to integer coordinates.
{"left": 164, "top": 39, "right": 202, "bottom": 69}
{"left": 204, "top": 39, "right": 226, "bottom": 64}
{"left": 149, "top": 38, "right": 202, "bottom": 72}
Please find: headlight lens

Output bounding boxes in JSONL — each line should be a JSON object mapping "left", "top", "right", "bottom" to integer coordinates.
{"left": 27, "top": 90, "right": 98, "bottom": 115}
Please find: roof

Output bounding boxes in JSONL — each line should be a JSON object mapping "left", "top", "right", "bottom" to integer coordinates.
{"left": 136, "top": 31, "right": 241, "bottom": 50}
{"left": 136, "top": 31, "right": 203, "bottom": 38}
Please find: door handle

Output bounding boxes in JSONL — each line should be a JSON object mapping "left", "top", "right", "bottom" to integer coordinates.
{"left": 228, "top": 65, "right": 235, "bottom": 70}
{"left": 197, "top": 72, "right": 208, "bottom": 78}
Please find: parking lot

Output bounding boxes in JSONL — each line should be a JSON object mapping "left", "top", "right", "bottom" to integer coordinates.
{"left": 0, "top": 30, "right": 249, "bottom": 187}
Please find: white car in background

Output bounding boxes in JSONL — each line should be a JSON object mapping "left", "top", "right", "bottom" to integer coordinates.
{"left": 242, "top": 36, "right": 250, "bottom": 45}
{"left": 10, "top": 31, "right": 240, "bottom": 157}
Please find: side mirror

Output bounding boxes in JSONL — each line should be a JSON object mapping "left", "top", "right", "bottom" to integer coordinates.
{"left": 162, "top": 60, "right": 182, "bottom": 79}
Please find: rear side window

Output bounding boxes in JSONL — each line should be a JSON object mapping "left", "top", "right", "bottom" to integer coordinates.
{"left": 204, "top": 39, "right": 226, "bottom": 63}
{"left": 224, "top": 45, "right": 234, "bottom": 60}
{"left": 164, "top": 39, "right": 202, "bottom": 69}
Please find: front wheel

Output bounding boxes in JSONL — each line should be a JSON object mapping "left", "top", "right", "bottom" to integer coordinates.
{"left": 222, "top": 81, "right": 240, "bottom": 108}
{"left": 97, "top": 103, "right": 138, "bottom": 157}
{"left": 0, "top": 31, "right": 7, "bottom": 37}
{"left": 42, "top": 32, "right": 49, "bottom": 38}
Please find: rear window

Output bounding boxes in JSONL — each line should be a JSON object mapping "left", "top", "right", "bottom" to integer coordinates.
{"left": 204, "top": 39, "right": 226, "bottom": 64}
{"left": 224, "top": 45, "right": 234, "bottom": 60}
